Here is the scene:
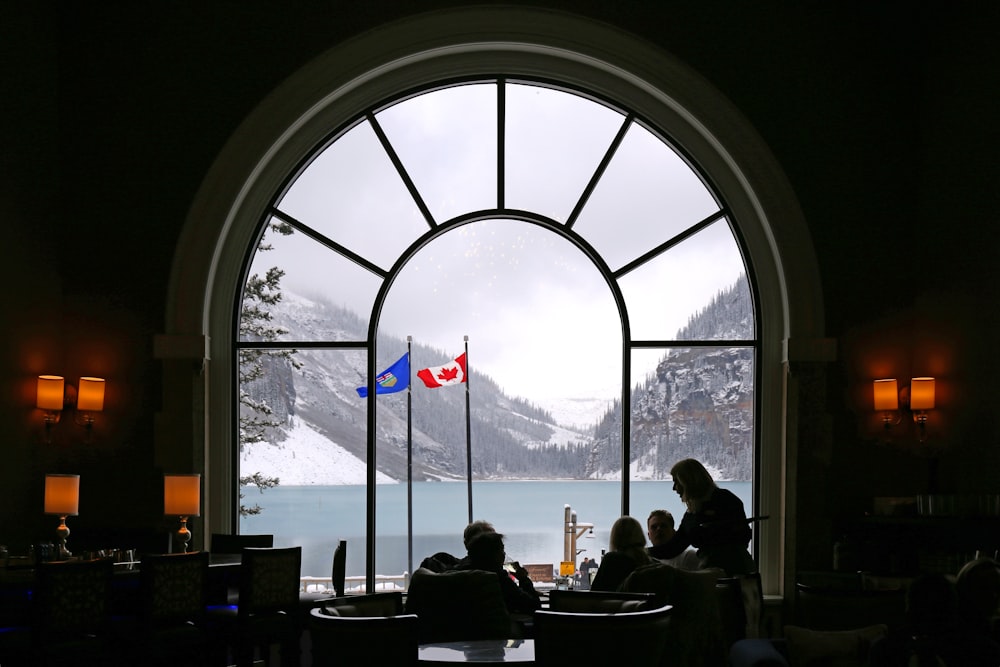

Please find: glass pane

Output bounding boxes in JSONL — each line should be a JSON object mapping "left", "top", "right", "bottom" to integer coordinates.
{"left": 619, "top": 220, "right": 752, "bottom": 340}
{"left": 379, "top": 218, "right": 621, "bottom": 402}
{"left": 627, "top": 345, "right": 755, "bottom": 539}
{"left": 505, "top": 83, "right": 624, "bottom": 223}
{"left": 573, "top": 122, "right": 720, "bottom": 271}
{"left": 276, "top": 121, "right": 429, "bottom": 269}
{"left": 628, "top": 345, "right": 755, "bottom": 479}
{"left": 241, "top": 217, "right": 383, "bottom": 342}
{"left": 238, "top": 348, "right": 371, "bottom": 587}
{"left": 376, "top": 84, "right": 498, "bottom": 224}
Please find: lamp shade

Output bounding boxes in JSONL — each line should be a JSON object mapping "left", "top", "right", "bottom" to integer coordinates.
{"left": 873, "top": 379, "right": 899, "bottom": 411}
{"left": 37, "top": 375, "right": 65, "bottom": 411}
{"left": 76, "top": 377, "right": 105, "bottom": 411}
{"left": 910, "top": 377, "right": 936, "bottom": 410}
{"left": 164, "top": 474, "right": 201, "bottom": 516}
{"left": 44, "top": 474, "right": 80, "bottom": 516}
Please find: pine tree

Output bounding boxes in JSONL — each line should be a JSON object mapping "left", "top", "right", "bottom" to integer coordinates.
{"left": 238, "top": 220, "right": 300, "bottom": 516}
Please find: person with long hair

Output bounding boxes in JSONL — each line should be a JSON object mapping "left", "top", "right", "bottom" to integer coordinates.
{"left": 648, "top": 458, "right": 756, "bottom": 575}
{"left": 590, "top": 516, "right": 655, "bottom": 591}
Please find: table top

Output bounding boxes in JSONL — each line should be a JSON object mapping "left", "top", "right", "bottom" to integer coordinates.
{"left": 419, "top": 639, "right": 534, "bottom": 664}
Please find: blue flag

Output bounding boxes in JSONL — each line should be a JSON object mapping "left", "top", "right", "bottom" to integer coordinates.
{"left": 356, "top": 353, "right": 409, "bottom": 397}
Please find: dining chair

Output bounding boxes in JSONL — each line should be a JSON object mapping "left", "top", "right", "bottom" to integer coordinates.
{"left": 533, "top": 602, "right": 673, "bottom": 666}
{"left": 622, "top": 563, "right": 728, "bottom": 667}
{"left": 32, "top": 556, "right": 116, "bottom": 666}
{"left": 404, "top": 567, "right": 514, "bottom": 643}
{"left": 132, "top": 550, "right": 213, "bottom": 666}
{"left": 209, "top": 545, "right": 303, "bottom": 667}
{"left": 309, "top": 606, "right": 419, "bottom": 666}
{"left": 309, "top": 592, "right": 414, "bottom": 666}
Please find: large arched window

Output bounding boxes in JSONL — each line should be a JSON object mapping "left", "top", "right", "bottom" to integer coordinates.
{"left": 167, "top": 7, "right": 823, "bottom": 595}
{"left": 236, "top": 77, "right": 755, "bottom": 587}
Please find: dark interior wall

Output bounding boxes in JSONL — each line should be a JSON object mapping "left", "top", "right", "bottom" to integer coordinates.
{"left": 1, "top": 2, "right": 997, "bottom": 568}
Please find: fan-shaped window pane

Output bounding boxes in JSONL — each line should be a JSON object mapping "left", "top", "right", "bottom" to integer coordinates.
{"left": 276, "top": 121, "right": 429, "bottom": 268}
{"left": 573, "top": 122, "right": 720, "bottom": 271}
{"left": 504, "top": 83, "right": 624, "bottom": 222}
{"left": 376, "top": 84, "right": 498, "bottom": 223}
{"left": 242, "top": 219, "right": 383, "bottom": 341}
{"left": 619, "top": 221, "right": 751, "bottom": 340}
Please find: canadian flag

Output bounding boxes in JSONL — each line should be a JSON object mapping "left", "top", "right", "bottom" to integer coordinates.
{"left": 416, "top": 352, "right": 467, "bottom": 388}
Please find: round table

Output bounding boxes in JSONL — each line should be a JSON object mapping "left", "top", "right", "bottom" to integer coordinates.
{"left": 418, "top": 638, "right": 535, "bottom": 663}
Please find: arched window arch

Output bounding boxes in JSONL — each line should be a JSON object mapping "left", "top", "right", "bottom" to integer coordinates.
{"left": 166, "top": 8, "right": 824, "bottom": 595}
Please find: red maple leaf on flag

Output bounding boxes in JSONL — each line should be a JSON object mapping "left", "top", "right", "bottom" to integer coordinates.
{"left": 437, "top": 366, "right": 460, "bottom": 382}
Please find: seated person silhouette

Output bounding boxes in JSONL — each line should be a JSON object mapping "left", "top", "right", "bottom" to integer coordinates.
{"left": 420, "top": 519, "right": 495, "bottom": 572}
{"left": 646, "top": 509, "right": 703, "bottom": 570}
{"left": 590, "top": 516, "right": 655, "bottom": 592}
{"left": 456, "top": 531, "right": 541, "bottom": 614}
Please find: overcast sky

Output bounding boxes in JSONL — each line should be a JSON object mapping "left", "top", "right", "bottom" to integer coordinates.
{"left": 256, "top": 81, "right": 747, "bottom": 402}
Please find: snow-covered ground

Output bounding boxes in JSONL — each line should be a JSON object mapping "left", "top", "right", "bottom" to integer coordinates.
{"left": 240, "top": 417, "right": 396, "bottom": 485}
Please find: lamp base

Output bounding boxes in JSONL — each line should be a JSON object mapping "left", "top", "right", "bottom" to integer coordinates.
{"left": 55, "top": 516, "right": 71, "bottom": 560}
{"left": 174, "top": 517, "right": 192, "bottom": 553}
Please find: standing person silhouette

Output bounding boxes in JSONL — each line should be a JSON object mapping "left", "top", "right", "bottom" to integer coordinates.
{"left": 648, "top": 458, "right": 755, "bottom": 575}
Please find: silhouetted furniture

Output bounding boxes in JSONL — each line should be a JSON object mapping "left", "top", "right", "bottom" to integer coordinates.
{"left": 622, "top": 563, "right": 727, "bottom": 667}
{"left": 319, "top": 591, "right": 404, "bottom": 616}
{"left": 405, "top": 567, "right": 514, "bottom": 643}
{"left": 533, "top": 603, "right": 672, "bottom": 666}
{"left": 210, "top": 533, "right": 274, "bottom": 554}
{"left": 32, "top": 557, "right": 116, "bottom": 667}
{"left": 547, "top": 589, "right": 656, "bottom": 613}
{"left": 717, "top": 572, "right": 765, "bottom": 649}
{"left": 794, "top": 582, "right": 906, "bottom": 633}
{"left": 309, "top": 593, "right": 418, "bottom": 666}
{"left": 130, "top": 550, "right": 212, "bottom": 666}
{"left": 210, "top": 546, "right": 303, "bottom": 667}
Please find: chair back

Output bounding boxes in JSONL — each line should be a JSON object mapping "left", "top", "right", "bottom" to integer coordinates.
{"left": 533, "top": 603, "right": 672, "bottom": 666}
{"left": 332, "top": 540, "right": 346, "bottom": 597}
{"left": 33, "top": 557, "right": 115, "bottom": 639}
{"left": 210, "top": 533, "right": 273, "bottom": 554}
{"left": 239, "top": 546, "right": 302, "bottom": 616}
{"left": 321, "top": 591, "right": 403, "bottom": 617}
{"left": 309, "top": 607, "right": 418, "bottom": 666}
{"left": 547, "top": 589, "right": 657, "bottom": 613}
{"left": 404, "top": 567, "right": 512, "bottom": 643}
{"left": 139, "top": 550, "right": 210, "bottom": 626}
{"left": 622, "top": 563, "right": 727, "bottom": 667}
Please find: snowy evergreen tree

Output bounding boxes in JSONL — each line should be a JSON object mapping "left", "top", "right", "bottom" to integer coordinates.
{"left": 238, "top": 220, "right": 300, "bottom": 515}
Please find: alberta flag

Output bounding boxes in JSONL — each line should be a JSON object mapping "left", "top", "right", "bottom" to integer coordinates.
{"left": 417, "top": 352, "right": 467, "bottom": 389}
{"left": 356, "top": 353, "right": 409, "bottom": 397}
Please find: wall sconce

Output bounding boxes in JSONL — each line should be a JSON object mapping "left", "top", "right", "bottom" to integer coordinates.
{"left": 164, "top": 474, "right": 201, "bottom": 553}
{"left": 873, "top": 377, "right": 936, "bottom": 442}
{"left": 44, "top": 473, "right": 80, "bottom": 559}
{"left": 36, "top": 375, "right": 106, "bottom": 442}
{"left": 909, "top": 377, "right": 936, "bottom": 442}
{"left": 37, "top": 375, "right": 65, "bottom": 442}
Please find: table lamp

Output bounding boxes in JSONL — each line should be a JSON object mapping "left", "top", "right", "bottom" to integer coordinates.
{"left": 164, "top": 473, "right": 201, "bottom": 553}
{"left": 44, "top": 474, "right": 80, "bottom": 559}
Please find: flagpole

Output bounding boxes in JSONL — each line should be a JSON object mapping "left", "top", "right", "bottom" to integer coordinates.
{"left": 464, "top": 335, "right": 472, "bottom": 524}
{"left": 406, "top": 336, "right": 413, "bottom": 580}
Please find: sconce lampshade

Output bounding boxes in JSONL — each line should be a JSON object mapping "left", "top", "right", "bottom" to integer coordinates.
{"left": 76, "top": 377, "right": 105, "bottom": 411}
{"left": 37, "top": 375, "right": 65, "bottom": 411}
{"left": 164, "top": 474, "right": 201, "bottom": 516}
{"left": 873, "top": 379, "right": 899, "bottom": 411}
{"left": 910, "top": 377, "right": 936, "bottom": 410}
{"left": 44, "top": 474, "right": 80, "bottom": 516}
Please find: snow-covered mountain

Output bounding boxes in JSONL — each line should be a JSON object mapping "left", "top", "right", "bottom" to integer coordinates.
{"left": 240, "top": 275, "right": 754, "bottom": 484}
